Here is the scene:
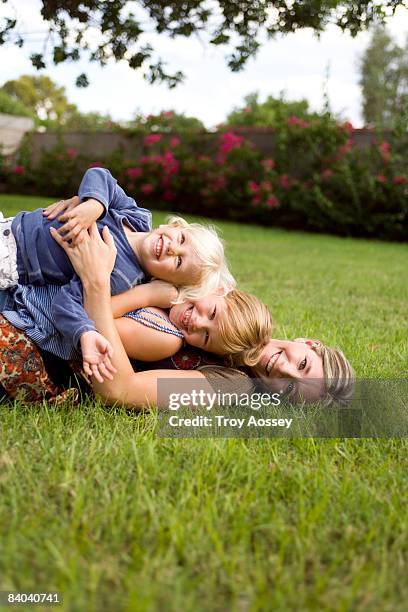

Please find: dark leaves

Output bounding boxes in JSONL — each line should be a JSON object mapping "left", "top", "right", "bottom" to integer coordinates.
{"left": 75, "top": 73, "right": 89, "bottom": 88}
{"left": 0, "top": 1, "right": 403, "bottom": 87}
{"left": 30, "top": 53, "right": 46, "bottom": 70}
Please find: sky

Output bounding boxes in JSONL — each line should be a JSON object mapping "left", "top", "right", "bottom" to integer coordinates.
{"left": 0, "top": 1, "right": 407, "bottom": 128}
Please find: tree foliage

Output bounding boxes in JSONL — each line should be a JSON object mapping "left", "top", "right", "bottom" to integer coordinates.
{"left": 59, "top": 111, "right": 118, "bottom": 132}
{"left": 0, "top": 89, "right": 33, "bottom": 118}
{"left": 0, "top": 1, "right": 405, "bottom": 87}
{"left": 0, "top": 74, "right": 117, "bottom": 130}
{"left": 131, "top": 110, "right": 204, "bottom": 133}
{"left": 225, "top": 92, "right": 321, "bottom": 126}
{"left": 1, "top": 75, "right": 76, "bottom": 123}
{"left": 359, "top": 26, "right": 408, "bottom": 128}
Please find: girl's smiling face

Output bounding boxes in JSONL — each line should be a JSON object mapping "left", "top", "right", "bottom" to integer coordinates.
{"left": 169, "top": 294, "right": 227, "bottom": 355}
{"left": 137, "top": 225, "right": 201, "bottom": 285}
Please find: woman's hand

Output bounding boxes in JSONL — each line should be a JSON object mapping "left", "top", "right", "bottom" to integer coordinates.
{"left": 50, "top": 223, "right": 117, "bottom": 287}
{"left": 80, "top": 330, "right": 117, "bottom": 383}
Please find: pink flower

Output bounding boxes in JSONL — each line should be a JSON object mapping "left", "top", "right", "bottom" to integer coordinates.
{"left": 218, "top": 131, "right": 244, "bottom": 156}
{"left": 67, "top": 148, "right": 77, "bottom": 160}
{"left": 341, "top": 121, "right": 354, "bottom": 133}
{"left": 126, "top": 167, "right": 142, "bottom": 179}
{"left": 379, "top": 141, "right": 391, "bottom": 163}
{"left": 262, "top": 158, "right": 275, "bottom": 170}
{"left": 162, "top": 151, "right": 179, "bottom": 175}
{"left": 251, "top": 195, "right": 261, "bottom": 207}
{"left": 141, "top": 183, "right": 154, "bottom": 195}
{"left": 266, "top": 196, "right": 279, "bottom": 208}
{"left": 161, "top": 111, "right": 174, "bottom": 118}
{"left": 321, "top": 169, "right": 334, "bottom": 180}
{"left": 143, "top": 134, "right": 162, "bottom": 146}
{"left": 248, "top": 181, "right": 260, "bottom": 193}
{"left": 279, "top": 174, "right": 291, "bottom": 189}
{"left": 170, "top": 137, "right": 181, "bottom": 148}
{"left": 392, "top": 175, "right": 406, "bottom": 185}
{"left": 12, "top": 165, "right": 25, "bottom": 174}
{"left": 89, "top": 161, "right": 102, "bottom": 168}
{"left": 163, "top": 190, "right": 176, "bottom": 201}
{"left": 287, "top": 116, "right": 309, "bottom": 128}
{"left": 376, "top": 174, "right": 386, "bottom": 183}
{"left": 244, "top": 107, "right": 252, "bottom": 114}
{"left": 261, "top": 181, "right": 272, "bottom": 192}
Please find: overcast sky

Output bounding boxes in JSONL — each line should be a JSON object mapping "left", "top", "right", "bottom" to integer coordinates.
{"left": 1, "top": 1, "right": 407, "bottom": 128}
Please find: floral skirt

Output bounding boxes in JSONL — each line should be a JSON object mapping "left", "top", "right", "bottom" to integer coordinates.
{"left": 0, "top": 315, "right": 82, "bottom": 404}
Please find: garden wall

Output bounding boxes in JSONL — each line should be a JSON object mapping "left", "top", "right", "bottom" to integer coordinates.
{"left": 27, "top": 128, "right": 379, "bottom": 165}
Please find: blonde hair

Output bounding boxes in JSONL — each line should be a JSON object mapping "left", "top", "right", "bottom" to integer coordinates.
{"left": 167, "top": 216, "right": 235, "bottom": 303}
{"left": 217, "top": 289, "right": 272, "bottom": 367}
{"left": 315, "top": 344, "right": 355, "bottom": 406}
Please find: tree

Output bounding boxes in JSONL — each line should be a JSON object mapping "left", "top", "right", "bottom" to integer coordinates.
{"left": 60, "top": 111, "right": 118, "bottom": 131}
{"left": 225, "top": 92, "right": 320, "bottom": 127}
{"left": 0, "top": 1, "right": 405, "bottom": 88}
{"left": 0, "top": 89, "right": 33, "bottom": 118}
{"left": 132, "top": 110, "right": 204, "bottom": 132}
{"left": 1, "top": 75, "right": 76, "bottom": 123}
{"left": 359, "top": 26, "right": 408, "bottom": 128}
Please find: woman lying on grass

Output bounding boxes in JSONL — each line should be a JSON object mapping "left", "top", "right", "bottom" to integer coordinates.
{"left": 43, "top": 223, "right": 354, "bottom": 407}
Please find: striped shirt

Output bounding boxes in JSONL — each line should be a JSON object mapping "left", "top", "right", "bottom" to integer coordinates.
{"left": 2, "top": 284, "right": 78, "bottom": 360}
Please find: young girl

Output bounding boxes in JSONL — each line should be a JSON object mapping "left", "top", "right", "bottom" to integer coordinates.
{"left": 111, "top": 282, "right": 272, "bottom": 368}
{"left": 0, "top": 168, "right": 234, "bottom": 370}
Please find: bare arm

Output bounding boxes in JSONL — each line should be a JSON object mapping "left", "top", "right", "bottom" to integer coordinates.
{"left": 115, "top": 313, "right": 183, "bottom": 361}
{"left": 111, "top": 280, "right": 178, "bottom": 318}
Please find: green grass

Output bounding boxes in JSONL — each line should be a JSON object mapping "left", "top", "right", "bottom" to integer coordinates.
{"left": 0, "top": 194, "right": 407, "bottom": 611}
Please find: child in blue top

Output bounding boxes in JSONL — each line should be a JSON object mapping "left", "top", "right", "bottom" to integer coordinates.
{"left": 0, "top": 168, "right": 234, "bottom": 373}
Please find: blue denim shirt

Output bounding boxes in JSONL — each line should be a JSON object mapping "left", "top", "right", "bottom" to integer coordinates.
{"left": 5, "top": 168, "right": 152, "bottom": 356}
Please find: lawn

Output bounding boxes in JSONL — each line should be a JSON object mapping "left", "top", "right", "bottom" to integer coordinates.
{"left": 0, "top": 194, "right": 407, "bottom": 611}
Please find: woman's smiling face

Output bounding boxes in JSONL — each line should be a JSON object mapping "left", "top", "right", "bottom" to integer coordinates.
{"left": 169, "top": 294, "right": 227, "bottom": 355}
{"left": 252, "top": 339, "right": 325, "bottom": 401}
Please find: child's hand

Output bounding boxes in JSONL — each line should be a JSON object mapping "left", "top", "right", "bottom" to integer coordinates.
{"left": 57, "top": 198, "right": 104, "bottom": 245}
{"left": 80, "top": 330, "right": 117, "bottom": 383}
{"left": 148, "top": 280, "right": 179, "bottom": 308}
{"left": 43, "top": 196, "right": 80, "bottom": 219}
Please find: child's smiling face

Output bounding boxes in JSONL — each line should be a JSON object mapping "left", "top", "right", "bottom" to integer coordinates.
{"left": 137, "top": 225, "right": 201, "bottom": 285}
{"left": 169, "top": 293, "right": 227, "bottom": 355}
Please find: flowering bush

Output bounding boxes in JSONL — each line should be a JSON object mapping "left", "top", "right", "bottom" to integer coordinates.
{"left": 1, "top": 121, "right": 406, "bottom": 240}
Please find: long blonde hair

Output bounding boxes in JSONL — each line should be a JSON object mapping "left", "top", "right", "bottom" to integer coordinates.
{"left": 316, "top": 344, "right": 355, "bottom": 406}
{"left": 218, "top": 289, "right": 272, "bottom": 367}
